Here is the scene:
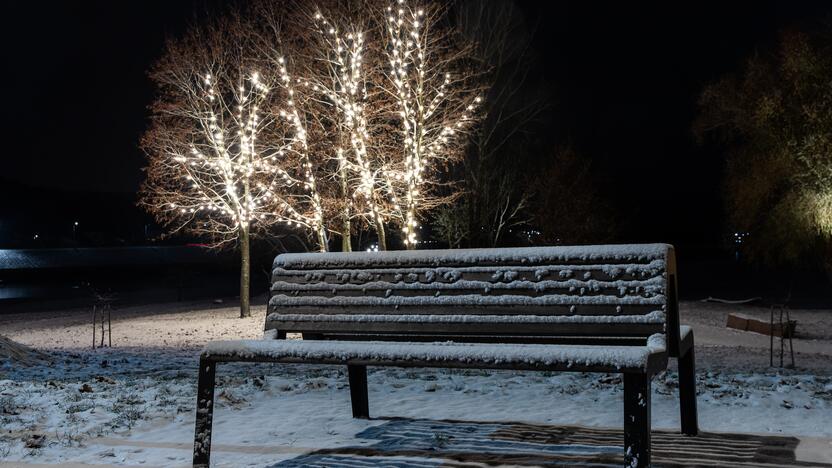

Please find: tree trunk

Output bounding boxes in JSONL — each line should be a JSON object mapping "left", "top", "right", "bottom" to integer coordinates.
{"left": 339, "top": 161, "right": 352, "bottom": 252}
{"left": 341, "top": 218, "right": 352, "bottom": 252}
{"left": 374, "top": 218, "right": 387, "bottom": 251}
{"left": 317, "top": 225, "right": 329, "bottom": 253}
{"left": 239, "top": 227, "right": 251, "bottom": 318}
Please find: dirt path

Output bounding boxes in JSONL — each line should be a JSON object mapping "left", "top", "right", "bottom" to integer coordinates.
{"left": 0, "top": 299, "right": 267, "bottom": 350}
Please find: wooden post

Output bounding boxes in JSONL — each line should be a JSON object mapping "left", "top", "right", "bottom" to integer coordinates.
{"left": 624, "top": 373, "right": 651, "bottom": 468}
{"left": 347, "top": 365, "right": 369, "bottom": 419}
{"left": 91, "top": 305, "right": 96, "bottom": 350}
{"left": 107, "top": 305, "right": 112, "bottom": 347}
{"left": 193, "top": 357, "right": 216, "bottom": 468}
{"left": 678, "top": 345, "right": 698, "bottom": 436}
{"left": 100, "top": 308, "right": 105, "bottom": 348}
{"left": 786, "top": 306, "right": 795, "bottom": 367}
{"left": 769, "top": 305, "right": 775, "bottom": 367}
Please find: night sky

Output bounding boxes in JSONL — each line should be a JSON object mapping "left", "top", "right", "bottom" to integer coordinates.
{"left": 2, "top": 0, "right": 830, "bottom": 248}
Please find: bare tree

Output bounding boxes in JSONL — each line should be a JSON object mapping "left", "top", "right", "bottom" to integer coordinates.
{"left": 305, "top": 4, "right": 393, "bottom": 250}
{"left": 250, "top": 0, "right": 487, "bottom": 251}
{"left": 379, "top": 0, "right": 485, "bottom": 249}
{"left": 251, "top": 1, "right": 392, "bottom": 250}
{"left": 434, "top": 198, "right": 469, "bottom": 248}
{"left": 459, "top": 0, "right": 548, "bottom": 248}
{"left": 140, "top": 16, "right": 327, "bottom": 318}
{"left": 143, "top": 0, "right": 491, "bottom": 287}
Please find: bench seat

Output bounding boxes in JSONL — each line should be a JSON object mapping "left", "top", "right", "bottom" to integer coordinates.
{"left": 202, "top": 335, "right": 668, "bottom": 374}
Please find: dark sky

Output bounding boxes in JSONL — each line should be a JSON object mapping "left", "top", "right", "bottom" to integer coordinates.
{"left": 1, "top": 0, "right": 830, "bottom": 247}
{"left": 2, "top": 1, "right": 195, "bottom": 193}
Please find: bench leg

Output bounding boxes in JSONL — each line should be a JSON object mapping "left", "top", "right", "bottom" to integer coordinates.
{"left": 679, "top": 347, "right": 699, "bottom": 436}
{"left": 624, "top": 373, "right": 651, "bottom": 468}
{"left": 347, "top": 364, "right": 369, "bottom": 419}
{"left": 193, "top": 357, "right": 216, "bottom": 468}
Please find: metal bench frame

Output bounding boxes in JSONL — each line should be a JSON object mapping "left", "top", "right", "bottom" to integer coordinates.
{"left": 193, "top": 245, "right": 698, "bottom": 467}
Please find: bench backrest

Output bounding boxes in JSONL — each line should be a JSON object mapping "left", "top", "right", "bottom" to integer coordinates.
{"left": 268, "top": 244, "right": 681, "bottom": 351}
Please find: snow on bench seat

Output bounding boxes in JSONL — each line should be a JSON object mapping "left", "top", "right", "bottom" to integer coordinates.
{"left": 202, "top": 334, "right": 668, "bottom": 373}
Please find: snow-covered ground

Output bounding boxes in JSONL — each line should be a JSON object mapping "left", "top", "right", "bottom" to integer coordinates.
{"left": 1, "top": 298, "right": 831, "bottom": 467}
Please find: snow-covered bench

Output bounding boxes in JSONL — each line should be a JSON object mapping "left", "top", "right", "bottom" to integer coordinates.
{"left": 193, "top": 244, "right": 697, "bottom": 468}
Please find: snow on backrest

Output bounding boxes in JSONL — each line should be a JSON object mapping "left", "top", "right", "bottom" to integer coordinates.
{"left": 268, "top": 244, "right": 674, "bottom": 339}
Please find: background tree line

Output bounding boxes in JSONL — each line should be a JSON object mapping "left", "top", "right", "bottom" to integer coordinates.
{"left": 695, "top": 24, "right": 832, "bottom": 280}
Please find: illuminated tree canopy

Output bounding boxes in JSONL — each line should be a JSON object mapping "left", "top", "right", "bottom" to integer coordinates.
{"left": 140, "top": 0, "right": 487, "bottom": 316}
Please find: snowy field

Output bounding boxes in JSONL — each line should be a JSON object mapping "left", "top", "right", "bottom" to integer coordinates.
{"left": 1, "top": 299, "right": 831, "bottom": 466}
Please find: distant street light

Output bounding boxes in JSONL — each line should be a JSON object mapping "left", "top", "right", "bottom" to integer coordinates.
{"left": 73, "top": 221, "right": 79, "bottom": 239}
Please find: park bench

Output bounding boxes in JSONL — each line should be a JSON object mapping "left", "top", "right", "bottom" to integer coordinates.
{"left": 193, "top": 244, "right": 698, "bottom": 467}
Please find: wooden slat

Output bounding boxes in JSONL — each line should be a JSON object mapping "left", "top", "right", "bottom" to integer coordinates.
{"left": 271, "top": 275, "right": 664, "bottom": 296}
{"left": 268, "top": 294, "right": 666, "bottom": 308}
{"left": 266, "top": 318, "right": 664, "bottom": 337}
{"left": 261, "top": 329, "right": 650, "bottom": 345}
{"left": 273, "top": 245, "right": 670, "bottom": 270}
{"left": 268, "top": 304, "right": 661, "bottom": 317}
{"left": 271, "top": 286, "right": 663, "bottom": 300}
{"left": 272, "top": 262, "right": 667, "bottom": 285}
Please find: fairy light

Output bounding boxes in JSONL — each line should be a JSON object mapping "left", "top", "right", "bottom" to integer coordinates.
{"left": 309, "top": 9, "right": 390, "bottom": 246}
{"left": 144, "top": 60, "right": 331, "bottom": 251}
{"left": 383, "top": 0, "right": 483, "bottom": 247}
{"left": 273, "top": 57, "right": 328, "bottom": 248}
{"left": 146, "top": 1, "right": 484, "bottom": 252}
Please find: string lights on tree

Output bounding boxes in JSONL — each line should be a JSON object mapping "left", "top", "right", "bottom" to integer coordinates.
{"left": 140, "top": 20, "right": 328, "bottom": 318}
{"left": 141, "top": 0, "right": 489, "bottom": 305}
{"left": 256, "top": 0, "right": 485, "bottom": 251}
{"left": 381, "top": 0, "right": 484, "bottom": 248}
{"left": 306, "top": 7, "right": 391, "bottom": 250}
